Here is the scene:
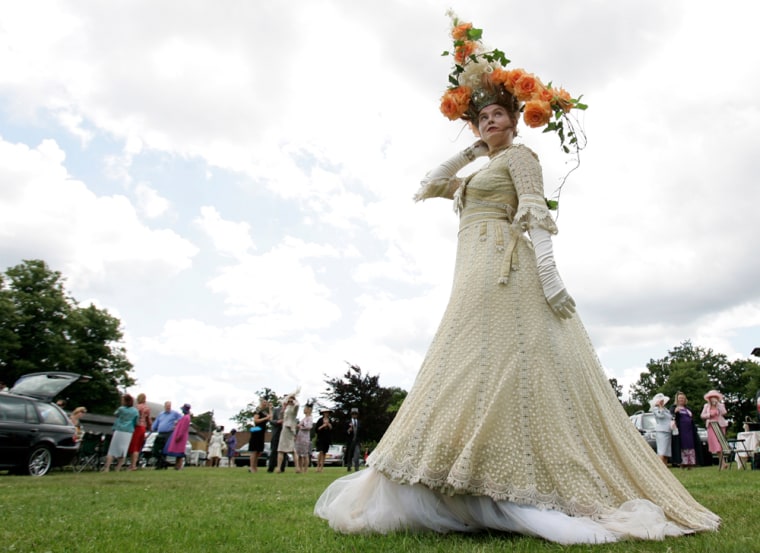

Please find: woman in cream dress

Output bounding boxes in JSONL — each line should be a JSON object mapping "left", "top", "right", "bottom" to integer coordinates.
{"left": 275, "top": 393, "right": 298, "bottom": 473}
{"left": 314, "top": 15, "right": 719, "bottom": 544}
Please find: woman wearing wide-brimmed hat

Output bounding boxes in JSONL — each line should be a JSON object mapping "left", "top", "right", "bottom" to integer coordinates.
{"left": 650, "top": 393, "right": 672, "bottom": 465}
{"left": 701, "top": 390, "right": 728, "bottom": 464}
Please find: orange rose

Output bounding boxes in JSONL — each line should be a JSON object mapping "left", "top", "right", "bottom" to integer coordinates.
{"left": 440, "top": 86, "right": 472, "bottom": 120}
{"left": 513, "top": 73, "right": 543, "bottom": 102}
{"left": 535, "top": 85, "right": 553, "bottom": 103}
{"left": 551, "top": 87, "right": 574, "bottom": 112}
{"left": 523, "top": 100, "right": 552, "bottom": 128}
{"left": 451, "top": 23, "right": 472, "bottom": 41}
{"left": 502, "top": 68, "right": 526, "bottom": 94}
{"left": 454, "top": 41, "right": 476, "bottom": 64}
{"left": 489, "top": 68, "right": 509, "bottom": 87}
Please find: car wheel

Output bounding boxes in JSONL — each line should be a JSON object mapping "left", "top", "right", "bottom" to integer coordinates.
{"left": 28, "top": 445, "right": 53, "bottom": 476}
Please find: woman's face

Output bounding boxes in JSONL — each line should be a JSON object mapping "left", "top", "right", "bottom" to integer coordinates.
{"left": 477, "top": 104, "right": 515, "bottom": 151}
{"left": 677, "top": 394, "right": 687, "bottom": 405}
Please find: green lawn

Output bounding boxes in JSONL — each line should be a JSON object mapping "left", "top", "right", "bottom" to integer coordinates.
{"left": 0, "top": 465, "right": 756, "bottom": 552}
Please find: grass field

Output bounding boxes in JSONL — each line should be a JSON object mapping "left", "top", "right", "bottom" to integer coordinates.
{"left": 0, "top": 464, "right": 757, "bottom": 553}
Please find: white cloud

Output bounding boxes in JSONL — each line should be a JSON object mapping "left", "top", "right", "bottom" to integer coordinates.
{"left": 0, "top": 136, "right": 198, "bottom": 293}
{"left": 135, "top": 183, "right": 170, "bottom": 219}
{"left": 195, "top": 206, "right": 255, "bottom": 259}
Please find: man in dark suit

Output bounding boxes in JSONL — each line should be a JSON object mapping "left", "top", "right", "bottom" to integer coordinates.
{"left": 346, "top": 407, "right": 361, "bottom": 472}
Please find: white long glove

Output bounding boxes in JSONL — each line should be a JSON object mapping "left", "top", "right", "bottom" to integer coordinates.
{"left": 425, "top": 140, "right": 489, "bottom": 179}
{"left": 528, "top": 226, "right": 576, "bottom": 319}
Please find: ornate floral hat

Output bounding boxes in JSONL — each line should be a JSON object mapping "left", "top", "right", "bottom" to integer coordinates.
{"left": 439, "top": 11, "right": 587, "bottom": 154}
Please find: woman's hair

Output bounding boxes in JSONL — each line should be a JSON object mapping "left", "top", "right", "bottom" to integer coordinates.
{"left": 675, "top": 391, "right": 688, "bottom": 404}
{"left": 122, "top": 394, "right": 134, "bottom": 407}
{"left": 137, "top": 393, "right": 146, "bottom": 404}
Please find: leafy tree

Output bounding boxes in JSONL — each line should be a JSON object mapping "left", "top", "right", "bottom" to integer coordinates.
{"left": 321, "top": 362, "right": 407, "bottom": 446}
{"left": 0, "top": 259, "right": 135, "bottom": 413}
{"left": 630, "top": 340, "right": 760, "bottom": 432}
{"left": 609, "top": 378, "right": 623, "bottom": 400}
{"left": 191, "top": 410, "right": 217, "bottom": 436}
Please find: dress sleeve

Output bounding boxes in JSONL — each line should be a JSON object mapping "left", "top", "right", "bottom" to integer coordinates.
{"left": 413, "top": 174, "right": 463, "bottom": 202}
{"left": 507, "top": 145, "right": 558, "bottom": 235}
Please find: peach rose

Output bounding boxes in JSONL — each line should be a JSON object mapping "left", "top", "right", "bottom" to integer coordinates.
{"left": 502, "top": 68, "right": 526, "bottom": 94}
{"left": 535, "top": 85, "right": 553, "bottom": 103}
{"left": 513, "top": 73, "right": 543, "bottom": 102}
{"left": 454, "top": 41, "right": 476, "bottom": 64}
{"left": 523, "top": 100, "right": 553, "bottom": 128}
{"left": 489, "top": 68, "right": 510, "bottom": 87}
{"left": 551, "top": 87, "right": 574, "bottom": 112}
{"left": 451, "top": 23, "right": 472, "bottom": 41}
{"left": 440, "top": 86, "right": 472, "bottom": 120}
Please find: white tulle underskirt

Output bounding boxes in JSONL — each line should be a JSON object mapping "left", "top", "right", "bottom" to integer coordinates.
{"left": 314, "top": 468, "right": 692, "bottom": 545}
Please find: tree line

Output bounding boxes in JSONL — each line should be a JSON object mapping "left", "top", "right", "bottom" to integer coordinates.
{"left": 624, "top": 340, "right": 760, "bottom": 434}
{"left": 0, "top": 260, "right": 134, "bottom": 413}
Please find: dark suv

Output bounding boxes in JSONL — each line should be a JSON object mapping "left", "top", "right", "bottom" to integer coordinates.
{"left": 0, "top": 372, "right": 89, "bottom": 476}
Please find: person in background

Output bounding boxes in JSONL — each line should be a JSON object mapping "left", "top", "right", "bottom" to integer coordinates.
{"left": 315, "top": 408, "right": 333, "bottom": 472}
{"left": 249, "top": 398, "right": 272, "bottom": 472}
{"left": 650, "top": 393, "right": 672, "bottom": 465}
{"left": 670, "top": 392, "right": 700, "bottom": 469}
{"left": 207, "top": 426, "right": 225, "bottom": 467}
{"left": 267, "top": 402, "right": 288, "bottom": 473}
{"left": 295, "top": 403, "right": 314, "bottom": 473}
{"left": 701, "top": 390, "right": 728, "bottom": 467}
{"left": 275, "top": 392, "right": 299, "bottom": 473}
{"left": 164, "top": 403, "right": 191, "bottom": 470}
{"left": 345, "top": 407, "right": 361, "bottom": 472}
{"left": 151, "top": 401, "right": 181, "bottom": 469}
{"left": 103, "top": 394, "right": 138, "bottom": 472}
{"left": 127, "top": 393, "right": 152, "bottom": 471}
{"left": 225, "top": 429, "right": 237, "bottom": 468}
{"left": 69, "top": 406, "right": 87, "bottom": 441}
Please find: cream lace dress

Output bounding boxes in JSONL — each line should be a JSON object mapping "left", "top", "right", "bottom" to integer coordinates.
{"left": 314, "top": 144, "right": 720, "bottom": 544}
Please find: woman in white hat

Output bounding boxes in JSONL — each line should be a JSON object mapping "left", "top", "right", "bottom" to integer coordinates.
{"left": 700, "top": 390, "right": 728, "bottom": 464}
{"left": 650, "top": 393, "right": 672, "bottom": 465}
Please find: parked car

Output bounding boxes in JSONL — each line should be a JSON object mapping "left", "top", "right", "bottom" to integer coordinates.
{"left": 140, "top": 432, "right": 192, "bottom": 467}
{"left": 629, "top": 411, "right": 657, "bottom": 450}
{"left": 310, "top": 444, "right": 345, "bottom": 467}
{"left": 0, "top": 372, "right": 90, "bottom": 476}
{"left": 235, "top": 442, "right": 294, "bottom": 467}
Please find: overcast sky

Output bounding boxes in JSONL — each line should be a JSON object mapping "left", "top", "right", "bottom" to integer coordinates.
{"left": 2, "top": 1, "right": 759, "bottom": 426}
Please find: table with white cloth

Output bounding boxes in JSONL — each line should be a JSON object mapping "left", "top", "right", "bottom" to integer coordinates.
{"left": 734, "top": 431, "right": 760, "bottom": 469}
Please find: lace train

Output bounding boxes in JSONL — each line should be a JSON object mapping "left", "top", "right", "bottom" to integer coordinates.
{"left": 314, "top": 468, "right": 704, "bottom": 545}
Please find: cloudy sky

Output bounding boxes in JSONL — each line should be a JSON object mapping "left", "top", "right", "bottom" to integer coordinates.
{"left": 2, "top": 1, "right": 760, "bottom": 426}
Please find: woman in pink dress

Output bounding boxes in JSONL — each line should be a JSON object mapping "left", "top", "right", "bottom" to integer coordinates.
{"left": 701, "top": 390, "right": 728, "bottom": 466}
{"left": 295, "top": 404, "right": 314, "bottom": 473}
{"left": 164, "top": 403, "right": 191, "bottom": 470}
